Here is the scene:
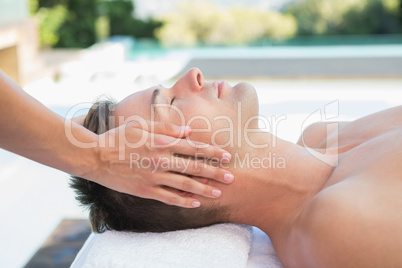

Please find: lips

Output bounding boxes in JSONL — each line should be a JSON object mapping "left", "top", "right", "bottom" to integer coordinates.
{"left": 218, "top": 81, "right": 224, "bottom": 98}
{"left": 212, "top": 81, "right": 226, "bottom": 98}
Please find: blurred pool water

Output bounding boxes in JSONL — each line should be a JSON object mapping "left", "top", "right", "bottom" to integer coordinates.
{"left": 126, "top": 35, "right": 402, "bottom": 60}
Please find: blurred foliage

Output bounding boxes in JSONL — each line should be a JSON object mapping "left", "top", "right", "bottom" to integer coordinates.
{"left": 29, "top": 0, "right": 162, "bottom": 48}
{"left": 95, "top": 15, "right": 110, "bottom": 42}
{"left": 29, "top": 0, "right": 402, "bottom": 48}
{"left": 99, "top": 0, "right": 162, "bottom": 38}
{"left": 29, "top": 0, "right": 98, "bottom": 47}
{"left": 155, "top": 2, "right": 297, "bottom": 47}
{"left": 56, "top": 0, "right": 98, "bottom": 48}
{"left": 36, "top": 4, "right": 68, "bottom": 47}
{"left": 285, "top": 0, "right": 402, "bottom": 35}
{"left": 28, "top": 0, "right": 38, "bottom": 15}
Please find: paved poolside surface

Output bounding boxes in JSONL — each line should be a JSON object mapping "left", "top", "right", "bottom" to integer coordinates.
{"left": 180, "top": 45, "right": 402, "bottom": 78}
{"left": 185, "top": 57, "right": 402, "bottom": 77}
{"left": 1, "top": 49, "right": 402, "bottom": 267}
{"left": 25, "top": 219, "right": 91, "bottom": 268}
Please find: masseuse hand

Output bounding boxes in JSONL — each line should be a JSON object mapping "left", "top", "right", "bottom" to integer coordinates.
{"left": 94, "top": 120, "right": 233, "bottom": 208}
{"left": 0, "top": 69, "right": 232, "bottom": 209}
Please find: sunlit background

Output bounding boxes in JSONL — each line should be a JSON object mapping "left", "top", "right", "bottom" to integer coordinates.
{"left": 0, "top": 0, "right": 402, "bottom": 267}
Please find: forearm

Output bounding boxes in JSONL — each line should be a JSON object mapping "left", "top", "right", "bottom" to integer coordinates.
{"left": 0, "top": 70, "right": 234, "bottom": 206}
{"left": 71, "top": 114, "right": 87, "bottom": 126}
{"left": 0, "top": 70, "right": 99, "bottom": 179}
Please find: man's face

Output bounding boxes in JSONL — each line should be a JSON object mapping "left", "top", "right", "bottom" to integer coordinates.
{"left": 113, "top": 68, "right": 259, "bottom": 152}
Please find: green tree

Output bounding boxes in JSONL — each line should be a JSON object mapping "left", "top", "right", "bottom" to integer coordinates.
{"left": 56, "top": 0, "right": 98, "bottom": 48}
{"left": 285, "top": 0, "right": 361, "bottom": 35}
{"left": 100, "top": 0, "right": 161, "bottom": 38}
{"left": 36, "top": 4, "right": 68, "bottom": 47}
{"left": 155, "top": 2, "right": 297, "bottom": 47}
{"left": 30, "top": 0, "right": 162, "bottom": 48}
{"left": 29, "top": 0, "right": 68, "bottom": 47}
{"left": 400, "top": 0, "right": 402, "bottom": 23}
{"left": 285, "top": 0, "right": 402, "bottom": 35}
{"left": 341, "top": 0, "right": 401, "bottom": 34}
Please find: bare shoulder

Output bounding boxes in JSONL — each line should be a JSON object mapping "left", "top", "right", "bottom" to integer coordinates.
{"left": 288, "top": 179, "right": 402, "bottom": 268}
{"left": 297, "top": 121, "right": 349, "bottom": 148}
{"left": 297, "top": 105, "right": 402, "bottom": 149}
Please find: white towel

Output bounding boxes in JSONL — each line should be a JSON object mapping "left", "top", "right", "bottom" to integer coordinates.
{"left": 72, "top": 223, "right": 252, "bottom": 268}
{"left": 246, "top": 227, "right": 283, "bottom": 268}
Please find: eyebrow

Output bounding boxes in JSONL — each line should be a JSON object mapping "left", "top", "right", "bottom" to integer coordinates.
{"left": 151, "top": 89, "right": 161, "bottom": 120}
{"left": 151, "top": 89, "right": 160, "bottom": 106}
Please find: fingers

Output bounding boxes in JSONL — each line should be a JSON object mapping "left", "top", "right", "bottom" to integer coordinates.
{"left": 166, "top": 138, "right": 232, "bottom": 163}
{"left": 176, "top": 177, "right": 209, "bottom": 197}
{"left": 126, "top": 121, "right": 231, "bottom": 162}
{"left": 191, "top": 176, "right": 209, "bottom": 185}
{"left": 159, "top": 172, "right": 223, "bottom": 200}
{"left": 168, "top": 157, "right": 234, "bottom": 184}
{"left": 130, "top": 120, "right": 191, "bottom": 138}
{"left": 152, "top": 122, "right": 192, "bottom": 138}
{"left": 151, "top": 187, "right": 201, "bottom": 208}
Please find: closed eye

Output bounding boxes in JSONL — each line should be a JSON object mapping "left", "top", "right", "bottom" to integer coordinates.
{"left": 170, "top": 96, "right": 176, "bottom": 106}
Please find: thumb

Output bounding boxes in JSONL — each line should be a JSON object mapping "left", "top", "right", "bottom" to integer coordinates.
{"left": 152, "top": 122, "right": 191, "bottom": 138}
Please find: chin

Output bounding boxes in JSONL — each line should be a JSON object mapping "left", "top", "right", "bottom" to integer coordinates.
{"left": 234, "top": 82, "right": 259, "bottom": 111}
{"left": 234, "top": 82, "right": 257, "bottom": 97}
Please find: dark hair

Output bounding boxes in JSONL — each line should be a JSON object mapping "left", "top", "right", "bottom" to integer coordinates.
{"left": 70, "top": 99, "right": 228, "bottom": 233}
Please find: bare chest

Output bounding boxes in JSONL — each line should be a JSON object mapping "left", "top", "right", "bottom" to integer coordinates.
{"left": 324, "top": 126, "right": 402, "bottom": 188}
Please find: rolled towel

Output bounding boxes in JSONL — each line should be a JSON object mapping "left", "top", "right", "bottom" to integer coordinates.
{"left": 72, "top": 223, "right": 252, "bottom": 268}
{"left": 247, "top": 227, "right": 283, "bottom": 268}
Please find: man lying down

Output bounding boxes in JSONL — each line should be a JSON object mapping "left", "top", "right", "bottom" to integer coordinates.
{"left": 71, "top": 68, "right": 402, "bottom": 267}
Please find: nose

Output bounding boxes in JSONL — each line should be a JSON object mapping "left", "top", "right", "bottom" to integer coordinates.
{"left": 173, "top": 68, "right": 204, "bottom": 93}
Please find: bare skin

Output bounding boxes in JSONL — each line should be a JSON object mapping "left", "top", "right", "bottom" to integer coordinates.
{"left": 113, "top": 68, "right": 402, "bottom": 267}
{"left": 287, "top": 106, "right": 402, "bottom": 267}
{"left": 0, "top": 69, "right": 233, "bottom": 208}
{"left": 226, "top": 107, "right": 402, "bottom": 268}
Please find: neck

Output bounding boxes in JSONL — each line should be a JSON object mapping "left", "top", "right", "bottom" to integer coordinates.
{"left": 224, "top": 131, "right": 334, "bottom": 244}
